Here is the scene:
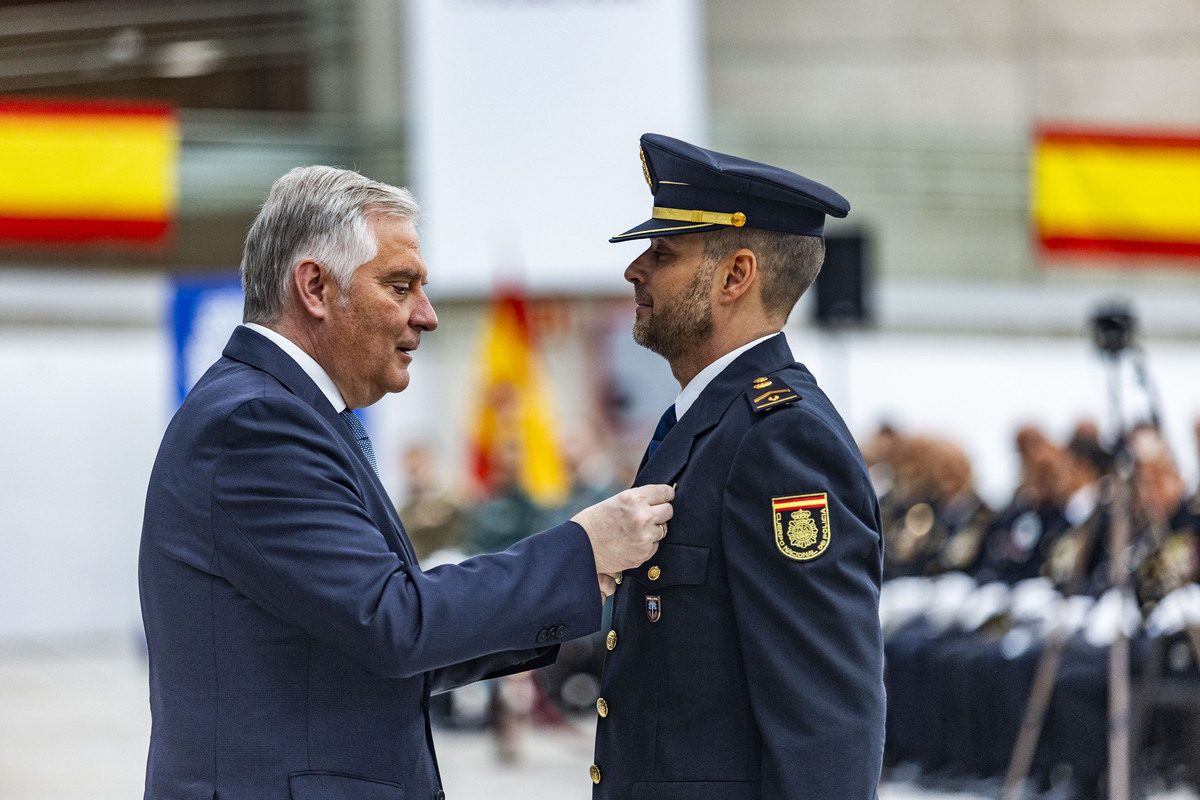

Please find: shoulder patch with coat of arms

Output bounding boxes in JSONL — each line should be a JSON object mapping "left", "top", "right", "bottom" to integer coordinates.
{"left": 771, "top": 493, "right": 831, "bottom": 561}
{"left": 746, "top": 376, "right": 799, "bottom": 413}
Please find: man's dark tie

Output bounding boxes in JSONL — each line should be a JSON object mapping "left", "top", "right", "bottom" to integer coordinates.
{"left": 339, "top": 409, "right": 379, "bottom": 475}
{"left": 646, "top": 404, "right": 677, "bottom": 461}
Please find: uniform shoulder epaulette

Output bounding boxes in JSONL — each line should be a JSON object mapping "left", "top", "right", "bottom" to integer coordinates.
{"left": 746, "top": 375, "right": 800, "bottom": 413}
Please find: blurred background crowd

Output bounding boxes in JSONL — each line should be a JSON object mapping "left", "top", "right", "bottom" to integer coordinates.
{"left": 3, "top": 1, "right": 1200, "bottom": 798}
{"left": 871, "top": 417, "right": 1200, "bottom": 799}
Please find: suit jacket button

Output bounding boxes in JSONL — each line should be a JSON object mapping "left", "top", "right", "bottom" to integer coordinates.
{"left": 647, "top": 565, "right": 661, "bottom": 581}
{"left": 614, "top": 571, "right": 623, "bottom": 585}
{"left": 590, "top": 764, "right": 602, "bottom": 784}
{"left": 606, "top": 629, "right": 618, "bottom": 650}
{"left": 536, "top": 628, "right": 548, "bottom": 643}
{"left": 596, "top": 697, "right": 609, "bottom": 717}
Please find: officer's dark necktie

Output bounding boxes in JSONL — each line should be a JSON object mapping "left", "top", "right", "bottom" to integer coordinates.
{"left": 339, "top": 409, "right": 379, "bottom": 476}
{"left": 646, "top": 404, "right": 677, "bottom": 461}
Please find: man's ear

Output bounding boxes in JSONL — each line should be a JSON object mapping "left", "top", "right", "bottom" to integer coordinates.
{"left": 717, "top": 248, "right": 758, "bottom": 305}
{"left": 293, "top": 259, "right": 333, "bottom": 319}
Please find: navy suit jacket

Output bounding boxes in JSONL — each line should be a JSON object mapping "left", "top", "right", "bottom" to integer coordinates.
{"left": 139, "top": 326, "right": 600, "bottom": 800}
{"left": 592, "top": 334, "right": 886, "bottom": 800}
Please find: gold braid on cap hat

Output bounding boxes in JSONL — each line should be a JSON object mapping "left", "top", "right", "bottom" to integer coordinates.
{"left": 652, "top": 207, "right": 747, "bottom": 227}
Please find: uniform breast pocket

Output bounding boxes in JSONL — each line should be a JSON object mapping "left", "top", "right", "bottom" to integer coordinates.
{"left": 289, "top": 771, "right": 406, "bottom": 800}
{"left": 628, "top": 542, "right": 710, "bottom": 589}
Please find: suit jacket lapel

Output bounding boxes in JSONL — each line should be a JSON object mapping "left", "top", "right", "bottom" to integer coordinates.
{"left": 634, "top": 334, "right": 797, "bottom": 487}
{"left": 222, "top": 326, "right": 419, "bottom": 566}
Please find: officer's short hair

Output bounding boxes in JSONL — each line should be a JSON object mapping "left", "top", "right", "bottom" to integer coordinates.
{"left": 241, "top": 166, "right": 420, "bottom": 324}
{"left": 701, "top": 227, "right": 825, "bottom": 321}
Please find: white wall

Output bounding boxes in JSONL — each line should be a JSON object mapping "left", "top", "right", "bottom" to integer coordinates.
{"left": 0, "top": 327, "right": 171, "bottom": 639}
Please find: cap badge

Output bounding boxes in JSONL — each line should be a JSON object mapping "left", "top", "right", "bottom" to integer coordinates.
{"left": 645, "top": 595, "right": 661, "bottom": 622}
{"left": 639, "top": 146, "right": 655, "bottom": 192}
{"left": 771, "top": 493, "right": 831, "bottom": 561}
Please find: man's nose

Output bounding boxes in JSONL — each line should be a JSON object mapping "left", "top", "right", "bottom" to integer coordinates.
{"left": 413, "top": 291, "right": 438, "bottom": 331}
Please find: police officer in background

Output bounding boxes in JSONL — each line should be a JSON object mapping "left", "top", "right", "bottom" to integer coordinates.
{"left": 590, "top": 134, "right": 886, "bottom": 799}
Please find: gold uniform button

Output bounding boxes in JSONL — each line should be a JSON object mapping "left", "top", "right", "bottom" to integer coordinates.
{"left": 590, "top": 764, "right": 601, "bottom": 784}
{"left": 597, "top": 697, "right": 609, "bottom": 717}
{"left": 606, "top": 629, "right": 618, "bottom": 650}
{"left": 614, "top": 571, "right": 623, "bottom": 585}
{"left": 647, "top": 565, "right": 661, "bottom": 581}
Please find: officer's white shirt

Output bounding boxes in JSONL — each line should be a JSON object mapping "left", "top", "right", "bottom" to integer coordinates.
{"left": 674, "top": 332, "right": 781, "bottom": 421}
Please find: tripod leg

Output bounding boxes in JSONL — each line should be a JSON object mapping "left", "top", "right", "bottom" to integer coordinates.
{"left": 1002, "top": 631, "right": 1067, "bottom": 800}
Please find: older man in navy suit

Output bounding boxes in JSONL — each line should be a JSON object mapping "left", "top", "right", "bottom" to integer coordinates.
{"left": 139, "top": 166, "right": 673, "bottom": 800}
{"left": 589, "top": 135, "right": 886, "bottom": 800}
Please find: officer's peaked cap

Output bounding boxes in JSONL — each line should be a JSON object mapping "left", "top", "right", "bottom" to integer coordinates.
{"left": 610, "top": 133, "right": 849, "bottom": 243}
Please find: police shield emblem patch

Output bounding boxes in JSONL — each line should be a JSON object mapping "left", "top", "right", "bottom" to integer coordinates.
{"left": 645, "top": 595, "right": 661, "bottom": 622}
{"left": 772, "top": 493, "right": 831, "bottom": 561}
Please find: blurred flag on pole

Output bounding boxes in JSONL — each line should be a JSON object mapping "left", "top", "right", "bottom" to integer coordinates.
{"left": 468, "top": 290, "right": 568, "bottom": 507}
{"left": 0, "top": 96, "right": 178, "bottom": 247}
{"left": 1033, "top": 125, "right": 1200, "bottom": 259}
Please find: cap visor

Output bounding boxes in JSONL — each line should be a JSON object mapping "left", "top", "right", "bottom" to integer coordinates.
{"left": 609, "top": 217, "right": 722, "bottom": 243}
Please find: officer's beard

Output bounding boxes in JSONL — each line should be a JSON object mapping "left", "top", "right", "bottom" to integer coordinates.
{"left": 632, "top": 259, "right": 715, "bottom": 364}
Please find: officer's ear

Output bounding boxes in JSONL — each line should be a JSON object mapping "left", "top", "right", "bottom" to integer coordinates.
{"left": 293, "top": 259, "right": 336, "bottom": 320}
{"left": 716, "top": 248, "right": 758, "bottom": 306}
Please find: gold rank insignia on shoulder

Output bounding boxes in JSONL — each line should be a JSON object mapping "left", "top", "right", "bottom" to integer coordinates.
{"left": 771, "top": 493, "right": 831, "bottom": 561}
{"left": 747, "top": 376, "right": 799, "bottom": 413}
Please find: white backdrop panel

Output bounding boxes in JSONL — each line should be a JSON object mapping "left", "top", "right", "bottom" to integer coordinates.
{"left": 406, "top": 0, "right": 706, "bottom": 297}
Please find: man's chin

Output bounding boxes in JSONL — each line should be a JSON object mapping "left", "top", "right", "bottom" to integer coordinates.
{"left": 381, "top": 368, "right": 411, "bottom": 397}
{"left": 632, "top": 326, "right": 672, "bottom": 361}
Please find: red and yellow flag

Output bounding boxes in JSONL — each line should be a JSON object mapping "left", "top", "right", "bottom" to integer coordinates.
{"left": 0, "top": 97, "right": 179, "bottom": 246}
{"left": 468, "top": 291, "right": 567, "bottom": 506}
{"left": 1033, "top": 124, "right": 1200, "bottom": 259}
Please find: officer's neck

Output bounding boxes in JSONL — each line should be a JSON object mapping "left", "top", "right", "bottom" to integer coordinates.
{"left": 669, "top": 324, "right": 780, "bottom": 388}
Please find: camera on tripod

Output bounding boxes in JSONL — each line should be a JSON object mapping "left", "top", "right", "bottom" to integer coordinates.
{"left": 1091, "top": 302, "right": 1137, "bottom": 355}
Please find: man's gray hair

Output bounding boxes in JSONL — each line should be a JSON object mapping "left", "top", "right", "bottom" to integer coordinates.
{"left": 241, "top": 166, "right": 421, "bottom": 324}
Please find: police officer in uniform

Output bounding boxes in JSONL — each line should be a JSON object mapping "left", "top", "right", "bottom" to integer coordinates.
{"left": 589, "top": 134, "right": 886, "bottom": 800}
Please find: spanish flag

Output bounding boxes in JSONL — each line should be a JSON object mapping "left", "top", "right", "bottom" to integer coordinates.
{"left": 0, "top": 97, "right": 179, "bottom": 246}
{"left": 1033, "top": 125, "right": 1200, "bottom": 259}
{"left": 468, "top": 291, "right": 568, "bottom": 506}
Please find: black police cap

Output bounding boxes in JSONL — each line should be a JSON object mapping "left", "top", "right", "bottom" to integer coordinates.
{"left": 610, "top": 133, "right": 850, "bottom": 243}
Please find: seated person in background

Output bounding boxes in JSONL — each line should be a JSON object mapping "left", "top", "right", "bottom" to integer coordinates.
{"left": 975, "top": 429, "right": 1071, "bottom": 585}
{"left": 1131, "top": 428, "right": 1200, "bottom": 613}
{"left": 396, "top": 442, "right": 469, "bottom": 564}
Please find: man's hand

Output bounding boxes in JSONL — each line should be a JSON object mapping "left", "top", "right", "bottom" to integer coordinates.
{"left": 573, "top": 484, "right": 674, "bottom": 577}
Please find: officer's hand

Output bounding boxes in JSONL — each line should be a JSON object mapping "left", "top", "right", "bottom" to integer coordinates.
{"left": 598, "top": 573, "right": 617, "bottom": 601}
{"left": 572, "top": 484, "right": 673, "bottom": 576}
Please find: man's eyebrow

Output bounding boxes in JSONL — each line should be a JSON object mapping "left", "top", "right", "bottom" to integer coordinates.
{"left": 380, "top": 268, "right": 425, "bottom": 282}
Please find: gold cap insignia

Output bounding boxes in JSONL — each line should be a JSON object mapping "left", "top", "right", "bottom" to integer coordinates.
{"left": 640, "top": 146, "right": 654, "bottom": 192}
{"left": 747, "top": 376, "right": 798, "bottom": 412}
{"left": 771, "top": 493, "right": 831, "bottom": 561}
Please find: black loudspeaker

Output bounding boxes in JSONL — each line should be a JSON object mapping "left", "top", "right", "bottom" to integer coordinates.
{"left": 813, "top": 233, "right": 869, "bottom": 327}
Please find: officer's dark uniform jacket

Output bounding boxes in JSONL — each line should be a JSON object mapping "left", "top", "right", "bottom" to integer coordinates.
{"left": 592, "top": 333, "right": 886, "bottom": 800}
